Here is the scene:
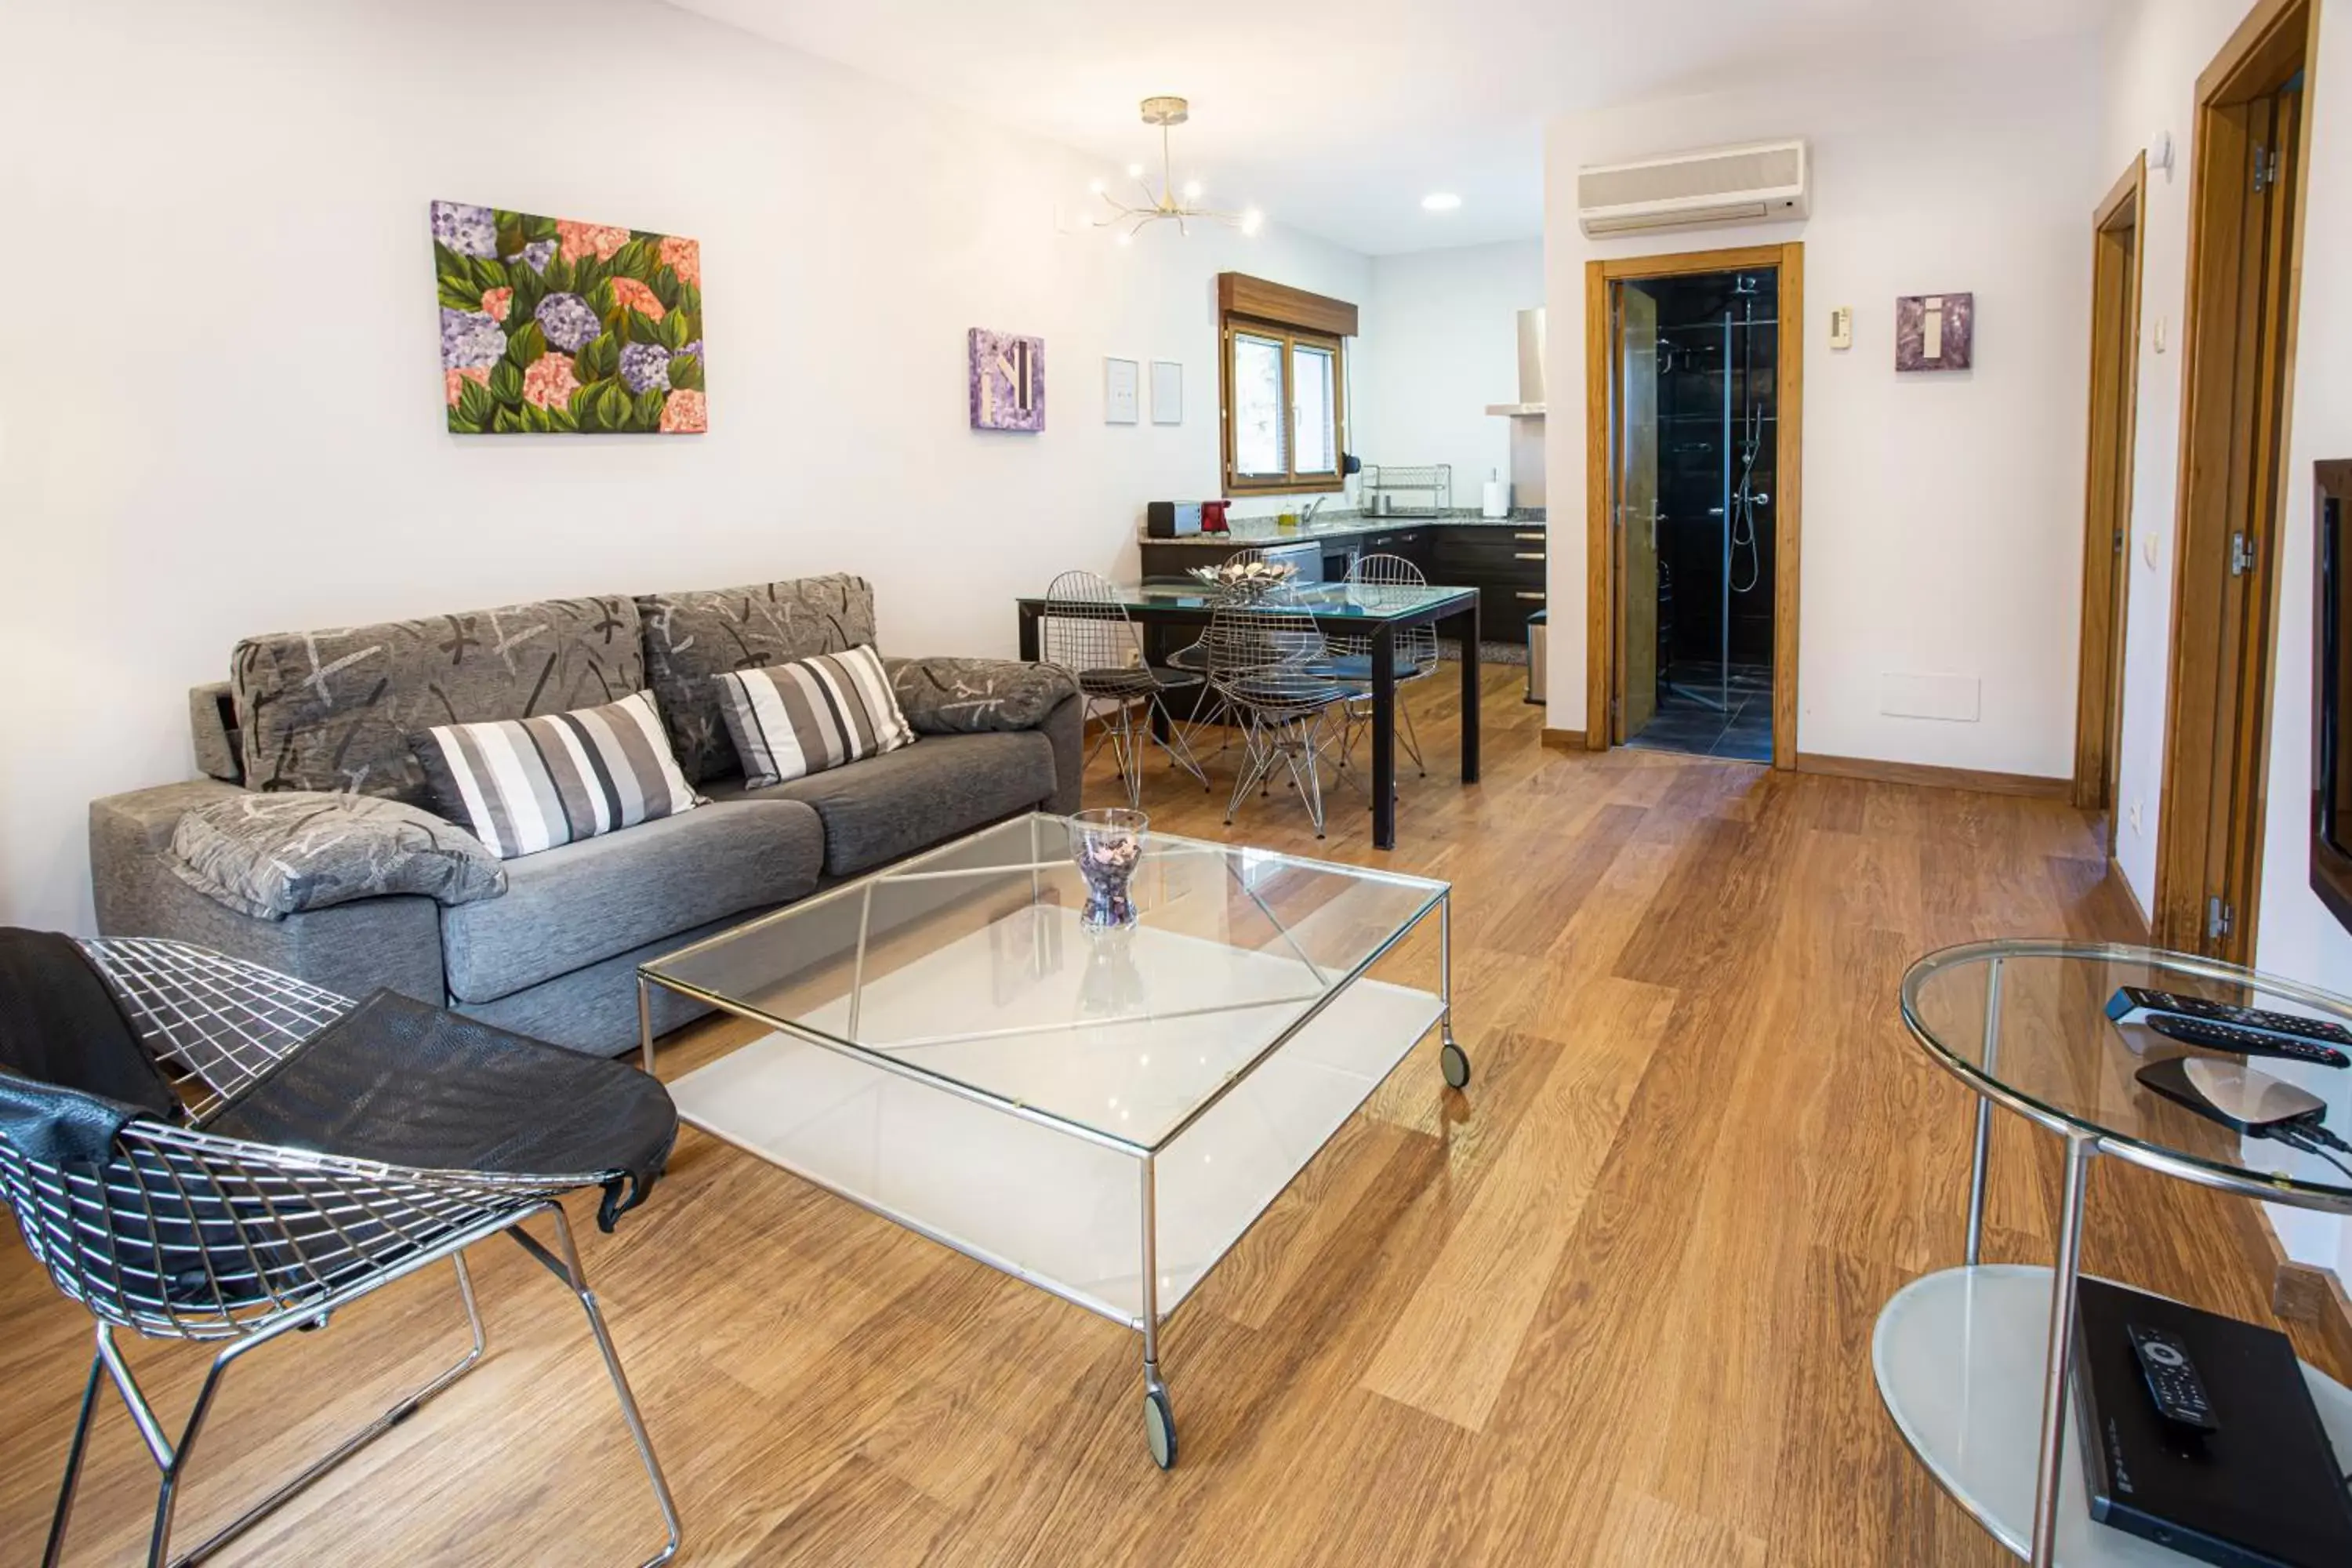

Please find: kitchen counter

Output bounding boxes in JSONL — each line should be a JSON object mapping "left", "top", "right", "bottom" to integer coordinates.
{"left": 1138, "top": 508, "right": 1547, "bottom": 546}
{"left": 1135, "top": 511, "right": 1549, "bottom": 646}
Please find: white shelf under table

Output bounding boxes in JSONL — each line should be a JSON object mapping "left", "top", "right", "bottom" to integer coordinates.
{"left": 1873, "top": 1264, "right": 2352, "bottom": 1565}
{"left": 670, "top": 963, "right": 1443, "bottom": 1329}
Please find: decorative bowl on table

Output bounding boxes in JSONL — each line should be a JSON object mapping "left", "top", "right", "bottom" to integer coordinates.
{"left": 1068, "top": 808, "right": 1148, "bottom": 928}
{"left": 1185, "top": 559, "right": 1299, "bottom": 600}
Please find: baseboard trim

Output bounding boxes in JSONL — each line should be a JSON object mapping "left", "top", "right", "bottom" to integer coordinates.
{"left": 1540, "top": 728, "right": 1589, "bottom": 753}
{"left": 1793, "top": 751, "right": 2072, "bottom": 800}
{"left": 2229, "top": 1203, "right": 2352, "bottom": 1381}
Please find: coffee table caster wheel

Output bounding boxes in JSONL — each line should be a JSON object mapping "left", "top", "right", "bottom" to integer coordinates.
{"left": 1144, "top": 1387, "right": 1178, "bottom": 1470}
{"left": 1440, "top": 1041, "right": 1471, "bottom": 1090}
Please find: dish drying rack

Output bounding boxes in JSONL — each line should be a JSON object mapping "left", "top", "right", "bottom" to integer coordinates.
{"left": 1358, "top": 465, "right": 1451, "bottom": 517}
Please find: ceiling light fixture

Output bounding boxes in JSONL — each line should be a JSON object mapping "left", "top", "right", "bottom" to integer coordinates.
{"left": 1089, "top": 97, "right": 1261, "bottom": 239}
{"left": 1421, "top": 192, "right": 1463, "bottom": 212}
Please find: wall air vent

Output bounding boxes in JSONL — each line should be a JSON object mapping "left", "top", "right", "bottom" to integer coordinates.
{"left": 1576, "top": 140, "right": 1809, "bottom": 238}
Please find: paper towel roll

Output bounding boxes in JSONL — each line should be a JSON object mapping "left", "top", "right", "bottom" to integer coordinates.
{"left": 1482, "top": 479, "right": 1512, "bottom": 518}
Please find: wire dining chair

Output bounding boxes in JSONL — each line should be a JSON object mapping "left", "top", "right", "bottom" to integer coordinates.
{"left": 1040, "top": 569, "right": 1209, "bottom": 806}
{"left": 1166, "top": 546, "right": 1277, "bottom": 757}
{"left": 1201, "top": 598, "right": 1356, "bottom": 836}
{"left": 1328, "top": 551, "right": 1443, "bottom": 780}
{"left": 2, "top": 938, "right": 681, "bottom": 1568}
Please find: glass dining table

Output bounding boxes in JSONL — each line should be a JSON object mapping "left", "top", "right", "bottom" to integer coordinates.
{"left": 1014, "top": 579, "right": 1483, "bottom": 850}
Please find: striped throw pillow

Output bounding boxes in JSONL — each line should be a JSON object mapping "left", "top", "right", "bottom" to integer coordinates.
{"left": 408, "top": 691, "right": 698, "bottom": 860}
{"left": 714, "top": 645, "right": 915, "bottom": 789}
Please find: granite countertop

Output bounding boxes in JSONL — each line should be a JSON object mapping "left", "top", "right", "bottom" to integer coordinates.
{"left": 1138, "top": 508, "right": 1548, "bottom": 546}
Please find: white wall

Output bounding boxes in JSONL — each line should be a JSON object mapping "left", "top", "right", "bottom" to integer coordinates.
{"left": 0, "top": 0, "right": 1370, "bottom": 935}
{"left": 1356, "top": 240, "right": 1545, "bottom": 504}
{"left": 1540, "top": 38, "right": 2103, "bottom": 775}
{"left": 2100, "top": 0, "right": 2352, "bottom": 1279}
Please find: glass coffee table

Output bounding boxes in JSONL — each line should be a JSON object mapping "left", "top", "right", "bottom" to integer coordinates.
{"left": 636, "top": 814, "right": 1467, "bottom": 1468}
{"left": 1884, "top": 940, "right": 2352, "bottom": 1566}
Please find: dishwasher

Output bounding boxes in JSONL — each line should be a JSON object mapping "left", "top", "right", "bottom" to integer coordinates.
{"left": 1260, "top": 540, "right": 1323, "bottom": 583}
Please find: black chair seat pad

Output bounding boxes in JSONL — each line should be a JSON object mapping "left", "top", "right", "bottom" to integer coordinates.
{"left": 1312, "top": 652, "right": 1431, "bottom": 684}
{"left": 1077, "top": 665, "right": 1203, "bottom": 694}
{"left": 209, "top": 990, "right": 677, "bottom": 1232}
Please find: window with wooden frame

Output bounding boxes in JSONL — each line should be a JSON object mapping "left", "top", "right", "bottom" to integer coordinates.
{"left": 1218, "top": 273, "right": 1357, "bottom": 496}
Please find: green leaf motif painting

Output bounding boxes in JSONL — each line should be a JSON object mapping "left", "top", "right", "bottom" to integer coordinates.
{"left": 433, "top": 199, "right": 706, "bottom": 436}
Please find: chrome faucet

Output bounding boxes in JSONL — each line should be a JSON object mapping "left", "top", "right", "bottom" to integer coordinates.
{"left": 1301, "top": 497, "right": 1330, "bottom": 525}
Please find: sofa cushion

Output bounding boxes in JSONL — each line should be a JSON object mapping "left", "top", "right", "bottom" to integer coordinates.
{"left": 711, "top": 729, "right": 1055, "bottom": 877}
{"left": 716, "top": 646, "right": 913, "bottom": 789}
{"left": 636, "top": 575, "right": 877, "bottom": 784}
{"left": 439, "top": 798, "right": 822, "bottom": 1004}
{"left": 233, "top": 595, "right": 644, "bottom": 804}
{"left": 884, "top": 656, "right": 1080, "bottom": 735}
{"left": 169, "top": 791, "right": 506, "bottom": 920}
{"left": 410, "top": 690, "right": 699, "bottom": 859}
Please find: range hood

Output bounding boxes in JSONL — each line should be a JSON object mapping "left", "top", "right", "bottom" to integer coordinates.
{"left": 1485, "top": 307, "right": 1546, "bottom": 417}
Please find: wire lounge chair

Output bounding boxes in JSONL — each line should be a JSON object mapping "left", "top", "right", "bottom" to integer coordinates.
{"left": 0, "top": 934, "right": 682, "bottom": 1568}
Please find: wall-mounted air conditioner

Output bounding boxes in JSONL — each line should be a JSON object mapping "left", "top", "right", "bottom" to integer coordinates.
{"left": 1575, "top": 139, "right": 1809, "bottom": 238}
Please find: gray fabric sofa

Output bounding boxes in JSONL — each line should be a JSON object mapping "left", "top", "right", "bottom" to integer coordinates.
{"left": 90, "top": 574, "right": 1083, "bottom": 1056}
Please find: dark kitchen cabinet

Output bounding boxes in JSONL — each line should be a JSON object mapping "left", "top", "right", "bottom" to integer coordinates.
{"left": 1432, "top": 524, "right": 1547, "bottom": 644}
{"left": 1354, "top": 526, "right": 1436, "bottom": 579}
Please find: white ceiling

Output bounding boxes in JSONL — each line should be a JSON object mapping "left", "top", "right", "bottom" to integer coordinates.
{"left": 665, "top": 0, "right": 2113, "bottom": 256}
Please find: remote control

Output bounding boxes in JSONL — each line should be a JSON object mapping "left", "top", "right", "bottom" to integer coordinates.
{"left": 2129, "top": 1322, "right": 2219, "bottom": 1432}
{"left": 2107, "top": 986, "right": 2352, "bottom": 1048}
{"left": 2143, "top": 1013, "right": 2352, "bottom": 1069}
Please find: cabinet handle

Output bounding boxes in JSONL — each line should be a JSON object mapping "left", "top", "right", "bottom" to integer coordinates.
{"left": 1515, "top": 590, "right": 1546, "bottom": 601}
{"left": 1515, "top": 532, "right": 1544, "bottom": 541}
{"left": 1514, "top": 551, "right": 1544, "bottom": 561}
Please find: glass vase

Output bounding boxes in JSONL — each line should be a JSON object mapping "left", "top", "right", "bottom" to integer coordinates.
{"left": 1069, "top": 808, "right": 1148, "bottom": 929}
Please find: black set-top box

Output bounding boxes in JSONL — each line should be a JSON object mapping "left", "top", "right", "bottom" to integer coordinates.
{"left": 2072, "top": 1276, "right": 2352, "bottom": 1566}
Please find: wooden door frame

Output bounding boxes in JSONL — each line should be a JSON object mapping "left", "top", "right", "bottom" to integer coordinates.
{"left": 2150, "top": 0, "right": 2319, "bottom": 960}
{"left": 2070, "top": 154, "right": 2147, "bottom": 833}
{"left": 1584, "top": 242, "right": 1804, "bottom": 765}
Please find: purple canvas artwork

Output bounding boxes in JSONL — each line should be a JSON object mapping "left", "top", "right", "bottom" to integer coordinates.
{"left": 1895, "top": 292, "right": 1973, "bottom": 372}
{"left": 969, "top": 328, "right": 1046, "bottom": 431}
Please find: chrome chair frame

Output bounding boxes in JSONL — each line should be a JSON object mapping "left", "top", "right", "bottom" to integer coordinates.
{"left": 1040, "top": 569, "right": 1209, "bottom": 806}
{"left": 1201, "top": 599, "right": 1355, "bottom": 837}
{"left": 1331, "top": 552, "right": 1442, "bottom": 780}
{"left": 4, "top": 939, "right": 680, "bottom": 1568}
{"left": 1165, "top": 546, "right": 1273, "bottom": 756}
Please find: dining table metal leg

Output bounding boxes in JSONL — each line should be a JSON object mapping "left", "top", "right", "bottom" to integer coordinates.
{"left": 1371, "top": 624, "right": 1397, "bottom": 850}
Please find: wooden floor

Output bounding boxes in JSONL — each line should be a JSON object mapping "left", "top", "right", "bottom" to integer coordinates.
{"left": 5, "top": 670, "right": 2339, "bottom": 1566}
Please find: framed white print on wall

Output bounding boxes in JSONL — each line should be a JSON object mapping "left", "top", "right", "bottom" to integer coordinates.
{"left": 1150, "top": 359, "right": 1183, "bottom": 425}
{"left": 1104, "top": 358, "right": 1140, "bottom": 424}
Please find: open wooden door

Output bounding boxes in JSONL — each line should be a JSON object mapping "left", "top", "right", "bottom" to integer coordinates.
{"left": 2072, "top": 157, "right": 2145, "bottom": 844}
{"left": 1618, "top": 286, "right": 1661, "bottom": 739}
{"left": 2156, "top": 38, "right": 2309, "bottom": 959}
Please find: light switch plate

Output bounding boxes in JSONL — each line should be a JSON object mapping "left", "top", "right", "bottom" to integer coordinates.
{"left": 1829, "top": 306, "right": 1853, "bottom": 350}
{"left": 1104, "top": 357, "right": 1140, "bottom": 424}
{"left": 1150, "top": 359, "right": 1183, "bottom": 424}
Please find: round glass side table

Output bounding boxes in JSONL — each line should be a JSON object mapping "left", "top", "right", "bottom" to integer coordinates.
{"left": 1882, "top": 940, "right": 2352, "bottom": 1566}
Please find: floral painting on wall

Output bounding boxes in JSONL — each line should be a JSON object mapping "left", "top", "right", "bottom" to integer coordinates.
{"left": 433, "top": 200, "right": 706, "bottom": 434}
{"left": 969, "top": 328, "right": 1045, "bottom": 432}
